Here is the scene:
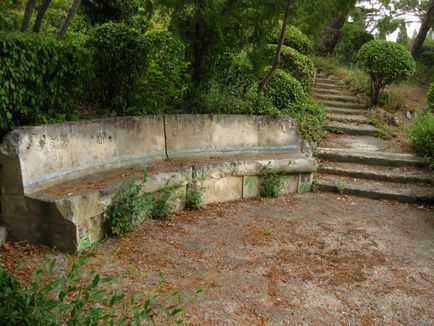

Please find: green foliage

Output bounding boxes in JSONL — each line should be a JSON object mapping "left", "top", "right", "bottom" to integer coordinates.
{"left": 264, "top": 69, "right": 307, "bottom": 110}
{"left": 0, "top": 32, "right": 92, "bottom": 139}
{"left": 0, "top": 249, "right": 184, "bottom": 325}
{"left": 267, "top": 45, "right": 315, "bottom": 91}
{"left": 282, "top": 102, "right": 326, "bottom": 143}
{"left": 185, "top": 184, "right": 205, "bottom": 210}
{"left": 148, "top": 185, "right": 179, "bottom": 220}
{"left": 411, "top": 112, "right": 434, "bottom": 166}
{"left": 81, "top": 0, "right": 139, "bottom": 25}
{"left": 104, "top": 171, "right": 153, "bottom": 236}
{"left": 87, "top": 22, "right": 145, "bottom": 113}
{"left": 0, "top": 0, "right": 21, "bottom": 32}
{"left": 427, "top": 83, "right": 434, "bottom": 111}
{"left": 336, "top": 181, "right": 345, "bottom": 194}
{"left": 343, "top": 66, "right": 370, "bottom": 95}
{"left": 270, "top": 24, "right": 313, "bottom": 54}
{"left": 138, "top": 29, "right": 191, "bottom": 114}
{"left": 335, "top": 23, "right": 374, "bottom": 63}
{"left": 310, "top": 55, "right": 340, "bottom": 76}
{"left": 261, "top": 171, "right": 284, "bottom": 198}
{"left": 410, "top": 61, "right": 434, "bottom": 86}
{"left": 357, "top": 40, "right": 416, "bottom": 105}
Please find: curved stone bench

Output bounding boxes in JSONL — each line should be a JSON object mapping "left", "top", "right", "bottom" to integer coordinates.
{"left": 0, "top": 114, "right": 317, "bottom": 252}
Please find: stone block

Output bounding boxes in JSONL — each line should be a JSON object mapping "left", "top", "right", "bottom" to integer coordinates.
{"left": 202, "top": 177, "right": 243, "bottom": 204}
{"left": 0, "top": 226, "right": 6, "bottom": 246}
{"left": 298, "top": 173, "right": 313, "bottom": 193}
{"left": 243, "top": 176, "right": 263, "bottom": 198}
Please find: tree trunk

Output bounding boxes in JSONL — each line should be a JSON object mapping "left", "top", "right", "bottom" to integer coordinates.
{"left": 321, "top": 11, "right": 349, "bottom": 55}
{"left": 57, "top": 0, "right": 81, "bottom": 40}
{"left": 21, "top": 0, "right": 38, "bottom": 32}
{"left": 33, "top": 0, "right": 53, "bottom": 33}
{"left": 258, "top": 0, "right": 292, "bottom": 93}
{"left": 411, "top": 0, "right": 434, "bottom": 58}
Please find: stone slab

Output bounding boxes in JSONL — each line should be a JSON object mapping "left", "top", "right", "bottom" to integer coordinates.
{"left": 202, "top": 176, "right": 243, "bottom": 204}
{"left": 0, "top": 226, "right": 6, "bottom": 246}
{"left": 316, "top": 147, "right": 427, "bottom": 168}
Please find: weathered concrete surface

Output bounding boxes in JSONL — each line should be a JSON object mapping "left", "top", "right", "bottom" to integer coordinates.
{"left": 318, "top": 174, "right": 434, "bottom": 204}
{"left": 326, "top": 113, "right": 369, "bottom": 123}
{"left": 318, "top": 162, "right": 434, "bottom": 185}
{"left": 0, "top": 115, "right": 317, "bottom": 251}
{"left": 0, "top": 226, "right": 6, "bottom": 246}
{"left": 324, "top": 121, "right": 378, "bottom": 136}
{"left": 316, "top": 147, "right": 427, "bottom": 167}
{"left": 0, "top": 116, "right": 166, "bottom": 194}
{"left": 165, "top": 115, "right": 300, "bottom": 158}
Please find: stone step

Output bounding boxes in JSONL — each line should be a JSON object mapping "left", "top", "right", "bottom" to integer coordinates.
{"left": 327, "top": 113, "right": 369, "bottom": 123}
{"left": 315, "top": 147, "right": 428, "bottom": 168}
{"left": 313, "top": 87, "right": 353, "bottom": 95}
{"left": 315, "top": 93, "right": 360, "bottom": 103}
{"left": 316, "top": 174, "right": 434, "bottom": 204}
{"left": 315, "top": 78, "right": 343, "bottom": 85}
{"left": 324, "top": 121, "right": 378, "bottom": 136}
{"left": 325, "top": 107, "right": 369, "bottom": 116}
{"left": 322, "top": 99, "right": 366, "bottom": 109}
{"left": 315, "top": 82, "right": 348, "bottom": 90}
{"left": 318, "top": 161, "right": 434, "bottom": 185}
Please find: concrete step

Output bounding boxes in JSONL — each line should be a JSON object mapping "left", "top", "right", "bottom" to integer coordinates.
{"left": 325, "top": 107, "right": 369, "bottom": 116}
{"left": 315, "top": 93, "right": 360, "bottom": 103}
{"left": 315, "top": 82, "right": 348, "bottom": 90}
{"left": 316, "top": 174, "right": 434, "bottom": 204}
{"left": 318, "top": 161, "right": 434, "bottom": 185}
{"left": 313, "top": 87, "right": 353, "bottom": 95}
{"left": 324, "top": 121, "right": 378, "bottom": 136}
{"left": 327, "top": 113, "right": 369, "bottom": 123}
{"left": 315, "top": 78, "right": 343, "bottom": 85}
{"left": 315, "top": 147, "right": 428, "bottom": 168}
{"left": 322, "top": 100, "right": 366, "bottom": 109}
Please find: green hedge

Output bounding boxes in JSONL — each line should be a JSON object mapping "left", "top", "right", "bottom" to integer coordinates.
{"left": 336, "top": 23, "right": 374, "bottom": 63}
{"left": 411, "top": 112, "right": 434, "bottom": 166}
{"left": 265, "top": 69, "right": 307, "bottom": 110}
{"left": 0, "top": 32, "right": 92, "bottom": 138}
{"left": 270, "top": 25, "right": 313, "bottom": 55}
{"left": 87, "top": 22, "right": 145, "bottom": 113}
{"left": 267, "top": 45, "right": 315, "bottom": 91}
{"left": 428, "top": 83, "right": 434, "bottom": 112}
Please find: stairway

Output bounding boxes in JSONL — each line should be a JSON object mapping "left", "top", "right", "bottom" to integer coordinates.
{"left": 313, "top": 73, "right": 434, "bottom": 204}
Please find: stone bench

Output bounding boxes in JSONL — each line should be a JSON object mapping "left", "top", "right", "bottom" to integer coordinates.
{"left": 0, "top": 114, "right": 317, "bottom": 252}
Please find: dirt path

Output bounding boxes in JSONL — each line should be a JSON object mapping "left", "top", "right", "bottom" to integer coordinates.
{"left": 1, "top": 193, "right": 433, "bottom": 325}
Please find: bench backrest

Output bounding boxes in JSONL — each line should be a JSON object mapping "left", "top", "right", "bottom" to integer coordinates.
{"left": 0, "top": 114, "right": 301, "bottom": 194}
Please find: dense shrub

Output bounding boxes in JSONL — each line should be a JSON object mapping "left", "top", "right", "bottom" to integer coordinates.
{"left": 0, "top": 32, "right": 92, "bottom": 139}
{"left": 428, "top": 83, "right": 434, "bottom": 111}
{"left": 282, "top": 102, "right": 326, "bottom": 143}
{"left": 264, "top": 69, "right": 307, "bottom": 110}
{"left": 335, "top": 23, "right": 374, "bottom": 63}
{"left": 357, "top": 40, "right": 416, "bottom": 106}
{"left": 87, "top": 22, "right": 145, "bottom": 113}
{"left": 0, "top": 1, "right": 21, "bottom": 32}
{"left": 0, "top": 250, "right": 184, "bottom": 324}
{"left": 267, "top": 45, "right": 315, "bottom": 91}
{"left": 270, "top": 25, "right": 313, "bottom": 55}
{"left": 81, "top": 0, "right": 138, "bottom": 25}
{"left": 138, "top": 29, "right": 190, "bottom": 114}
{"left": 411, "top": 112, "right": 434, "bottom": 166}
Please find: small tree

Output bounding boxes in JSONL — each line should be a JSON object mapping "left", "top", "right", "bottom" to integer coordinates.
{"left": 357, "top": 40, "right": 415, "bottom": 106}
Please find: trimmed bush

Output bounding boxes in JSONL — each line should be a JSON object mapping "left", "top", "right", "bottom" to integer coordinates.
{"left": 81, "top": 0, "right": 138, "bottom": 25}
{"left": 138, "top": 29, "right": 190, "bottom": 114}
{"left": 265, "top": 69, "right": 307, "bottom": 110}
{"left": 336, "top": 23, "right": 374, "bottom": 63}
{"left": 411, "top": 112, "right": 434, "bottom": 166}
{"left": 0, "top": 32, "right": 92, "bottom": 139}
{"left": 357, "top": 40, "right": 416, "bottom": 106}
{"left": 282, "top": 102, "right": 326, "bottom": 143}
{"left": 87, "top": 22, "right": 145, "bottom": 113}
{"left": 267, "top": 45, "right": 315, "bottom": 91}
{"left": 428, "top": 83, "right": 434, "bottom": 112}
{"left": 271, "top": 25, "right": 313, "bottom": 55}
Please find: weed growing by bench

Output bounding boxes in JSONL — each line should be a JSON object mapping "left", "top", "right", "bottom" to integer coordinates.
{"left": 185, "top": 183, "right": 205, "bottom": 210}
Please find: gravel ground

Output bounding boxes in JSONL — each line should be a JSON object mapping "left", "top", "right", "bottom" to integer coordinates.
{"left": 1, "top": 192, "right": 433, "bottom": 325}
